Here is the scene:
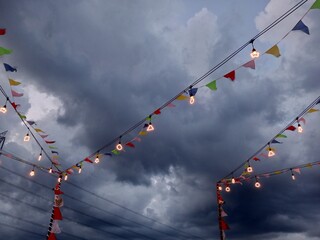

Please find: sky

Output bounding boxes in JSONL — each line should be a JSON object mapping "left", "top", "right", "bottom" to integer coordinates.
{"left": 0, "top": 0, "right": 320, "bottom": 239}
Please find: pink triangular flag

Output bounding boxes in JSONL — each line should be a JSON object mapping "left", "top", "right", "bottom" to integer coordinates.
{"left": 221, "top": 208, "right": 228, "bottom": 217}
{"left": 11, "top": 90, "right": 23, "bottom": 97}
{"left": 167, "top": 103, "right": 176, "bottom": 108}
{"left": 298, "top": 117, "right": 306, "bottom": 125}
{"left": 51, "top": 220, "right": 61, "bottom": 234}
{"left": 292, "top": 168, "right": 301, "bottom": 174}
{"left": 133, "top": 137, "right": 142, "bottom": 142}
{"left": 242, "top": 60, "right": 255, "bottom": 69}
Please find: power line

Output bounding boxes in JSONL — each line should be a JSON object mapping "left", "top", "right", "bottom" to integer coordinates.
{"left": 0, "top": 222, "right": 44, "bottom": 239}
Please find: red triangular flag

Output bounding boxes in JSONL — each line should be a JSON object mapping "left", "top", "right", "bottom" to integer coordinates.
{"left": 224, "top": 70, "right": 235, "bottom": 81}
{"left": 125, "top": 142, "right": 135, "bottom": 148}
{"left": 54, "top": 188, "right": 64, "bottom": 195}
{"left": 220, "top": 219, "right": 230, "bottom": 230}
{"left": 154, "top": 109, "right": 161, "bottom": 115}
{"left": 53, "top": 207, "right": 63, "bottom": 220}
{"left": 48, "top": 233, "right": 57, "bottom": 240}
{"left": 45, "top": 140, "right": 56, "bottom": 144}
{"left": 253, "top": 157, "right": 260, "bottom": 161}
{"left": 84, "top": 158, "right": 93, "bottom": 163}
{"left": 11, "top": 102, "right": 20, "bottom": 110}
{"left": 0, "top": 29, "right": 6, "bottom": 35}
{"left": 286, "top": 126, "right": 296, "bottom": 131}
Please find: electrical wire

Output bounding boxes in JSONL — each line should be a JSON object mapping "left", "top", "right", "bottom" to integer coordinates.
{"left": 0, "top": 222, "right": 44, "bottom": 239}
{"left": 218, "top": 95, "right": 320, "bottom": 182}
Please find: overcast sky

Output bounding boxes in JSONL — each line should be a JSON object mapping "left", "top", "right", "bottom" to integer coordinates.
{"left": 0, "top": 0, "right": 320, "bottom": 239}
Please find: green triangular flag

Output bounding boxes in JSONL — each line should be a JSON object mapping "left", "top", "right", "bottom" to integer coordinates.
{"left": 276, "top": 134, "right": 287, "bottom": 138}
{"left": 0, "top": 47, "right": 12, "bottom": 56}
{"left": 206, "top": 80, "right": 217, "bottom": 91}
{"left": 49, "top": 146, "right": 58, "bottom": 149}
{"left": 111, "top": 149, "right": 120, "bottom": 155}
{"left": 311, "top": 0, "right": 320, "bottom": 9}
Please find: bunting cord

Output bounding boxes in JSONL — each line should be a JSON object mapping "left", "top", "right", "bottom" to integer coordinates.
{"left": 0, "top": 165, "right": 199, "bottom": 240}
{"left": 64, "top": 0, "right": 310, "bottom": 174}
{"left": 0, "top": 222, "right": 44, "bottom": 238}
{"left": 0, "top": 170, "right": 187, "bottom": 240}
{"left": 218, "top": 95, "right": 320, "bottom": 182}
{"left": 0, "top": 84, "right": 61, "bottom": 173}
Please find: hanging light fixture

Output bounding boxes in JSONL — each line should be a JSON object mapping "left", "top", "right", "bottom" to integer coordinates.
{"left": 268, "top": 143, "right": 275, "bottom": 157}
{"left": 291, "top": 169, "right": 296, "bottom": 180}
{"left": 24, "top": 133, "right": 30, "bottom": 142}
{"left": 0, "top": 98, "right": 8, "bottom": 114}
{"left": 38, "top": 150, "right": 42, "bottom": 161}
{"left": 225, "top": 186, "right": 231, "bottom": 192}
{"left": 49, "top": 166, "right": 53, "bottom": 173}
{"left": 58, "top": 176, "right": 62, "bottom": 183}
{"left": 29, "top": 167, "right": 35, "bottom": 177}
{"left": 146, "top": 115, "right": 155, "bottom": 132}
{"left": 188, "top": 87, "right": 198, "bottom": 105}
{"left": 254, "top": 177, "right": 261, "bottom": 188}
{"left": 296, "top": 117, "right": 303, "bottom": 133}
{"left": 231, "top": 177, "right": 236, "bottom": 184}
{"left": 247, "top": 162, "right": 253, "bottom": 173}
{"left": 94, "top": 154, "right": 100, "bottom": 164}
{"left": 78, "top": 165, "right": 82, "bottom": 174}
{"left": 116, "top": 138, "right": 123, "bottom": 151}
{"left": 250, "top": 39, "right": 260, "bottom": 58}
{"left": 218, "top": 185, "right": 223, "bottom": 191}
{"left": 64, "top": 174, "right": 68, "bottom": 181}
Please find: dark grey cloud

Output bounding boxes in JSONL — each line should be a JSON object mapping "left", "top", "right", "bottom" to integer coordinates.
{"left": 0, "top": 0, "right": 319, "bottom": 239}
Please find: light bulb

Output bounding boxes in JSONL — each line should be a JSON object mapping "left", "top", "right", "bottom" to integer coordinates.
{"left": 247, "top": 166, "right": 253, "bottom": 173}
{"left": 147, "top": 123, "right": 154, "bottom": 132}
{"left": 250, "top": 49, "right": 260, "bottom": 58}
{"left": 268, "top": 148, "right": 275, "bottom": 157}
{"left": 64, "top": 175, "right": 68, "bottom": 181}
{"left": 0, "top": 105, "right": 7, "bottom": 113}
{"left": 218, "top": 186, "right": 223, "bottom": 191}
{"left": 255, "top": 181, "right": 261, "bottom": 188}
{"left": 30, "top": 169, "right": 35, "bottom": 177}
{"left": 38, "top": 153, "right": 42, "bottom": 161}
{"left": 94, "top": 155, "right": 100, "bottom": 163}
{"left": 225, "top": 186, "right": 231, "bottom": 192}
{"left": 297, "top": 124, "right": 303, "bottom": 133}
{"left": 58, "top": 176, "right": 62, "bottom": 183}
{"left": 24, "top": 133, "right": 30, "bottom": 142}
{"left": 79, "top": 166, "right": 82, "bottom": 174}
{"left": 291, "top": 173, "right": 295, "bottom": 180}
{"left": 116, "top": 143, "right": 123, "bottom": 151}
{"left": 49, "top": 167, "right": 53, "bottom": 173}
{"left": 231, "top": 178, "right": 236, "bottom": 184}
{"left": 189, "top": 96, "right": 195, "bottom": 105}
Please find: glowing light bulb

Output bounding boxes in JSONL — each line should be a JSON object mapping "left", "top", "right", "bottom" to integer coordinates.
{"left": 24, "top": 133, "right": 30, "bottom": 142}
{"left": 38, "top": 153, "right": 42, "bottom": 161}
{"left": 268, "top": 148, "right": 275, "bottom": 157}
{"left": 297, "top": 124, "right": 303, "bottom": 133}
{"left": 147, "top": 123, "right": 154, "bottom": 132}
{"left": 247, "top": 166, "right": 253, "bottom": 173}
{"left": 30, "top": 169, "right": 35, "bottom": 177}
{"left": 0, "top": 105, "right": 7, "bottom": 113}
{"left": 218, "top": 186, "right": 223, "bottom": 191}
{"left": 79, "top": 166, "right": 82, "bottom": 174}
{"left": 94, "top": 155, "right": 100, "bottom": 163}
{"left": 291, "top": 173, "right": 295, "bottom": 180}
{"left": 231, "top": 178, "right": 236, "bottom": 184}
{"left": 250, "top": 48, "right": 260, "bottom": 58}
{"left": 116, "top": 143, "right": 123, "bottom": 151}
{"left": 189, "top": 96, "right": 195, "bottom": 105}
{"left": 255, "top": 181, "right": 261, "bottom": 188}
{"left": 225, "top": 186, "right": 231, "bottom": 192}
{"left": 49, "top": 167, "right": 53, "bottom": 173}
{"left": 64, "top": 175, "right": 68, "bottom": 181}
{"left": 58, "top": 176, "right": 62, "bottom": 182}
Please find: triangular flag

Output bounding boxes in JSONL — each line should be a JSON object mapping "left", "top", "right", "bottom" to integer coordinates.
{"left": 307, "top": 108, "right": 319, "bottom": 113}
{"left": 53, "top": 207, "right": 63, "bottom": 220}
{"left": 26, "top": 120, "right": 36, "bottom": 126}
{"left": 221, "top": 208, "right": 228, "bottom": 217}
{"left": 292, "top": 20, "right": 310, "bottom": 35}
{"left": 9, "top": 78, "right": 21, "bottom": 86}
{"left": 298, "top": 117, "right": 306, "bottom": 124}
{"left": 139, "top": 131, "right": 147, "bottom": 136}
{"left": 286, "top": 126, "right": 296, "bottom": 131}
{"left": 133, "top": 137, "right": 142, "bottom": 142}
{"left": 188, "top": 88, "right": 198, "bottom": 96}
{"left": 271, "top": 139, "right": 282, "bottom": 144}
{"left": 154, "top": 109, "right": 161, "bottom": 115}
{"left": 11, "top": 102, "right": 20, "bottom": 110}
{"left": 242, "top": 60, "right": 255, "bottom": 69}
{"left": 176, "top": 95, "right": 189, "bottom": 101}
{"left": 224, "top": 70, "right": 235, "bottom": 81}
{"left": 311, "top": 0, "right": 320, "bottom": 9}
{"left": 84, "top": 158, "right": 93, "bottom": 163}
{"left": 167, "top": 103, "right": 176, "bottom": 108}
{"left": 51, "top": 151, "right": 59, "bottom": 155}
{"left": 0, "top": 29, "right": 6, "bottom": 35}
{"left": 3, "top": 63, "right": 17, "bottom": 72}
{"left": 0, "top": 47, "right": 12, "bottom": 56}
{"left": 220, "top": 219, "right": 230, "bottom": 230}
{"left": 45, "top": 140, "right": 56, "bottom": 144}
{"left": 292, "top": 168, "right": 301, "bottom": 174}
{"left": 265, "top": 45, "right": 281, "bottom": 57}
{"left": 66, "top": 169, "right": 74, "bottom": 174}
{"left": 206, "top": 80, "right": 217, "bottom": 91}
{"left": 48, "top": 233, "right": 57, "bottom": 240}
{"left": 111, "top": 149, "right": 120, "bottom": 155}
{"left": 18, "top": 113, "right": 26, "bottom": 119}
{"left": 276, "top": 134, "right": 287, "bottom": 138}
{"left": 125, "top": 142, "right": 135, "bottom": 148}
{"left": 11, "top": 90, "right": 23, "bottom": 97}
{"left": 51, "top": 220, "right": 61, "bottom": 234}
{"left": 274, "top": 171, "right": 283, "bottom": 175}
{"left": 34, "top": 128, "right": 45, "bottom": 133}
{"left": 306, "top": 163, "right": 313, "bottom": 168}
{"left": 253, "top": 157, "right": 260, "bottom": 161}
{"left": 40, "top": 134, "right": 49, "bottom": 138}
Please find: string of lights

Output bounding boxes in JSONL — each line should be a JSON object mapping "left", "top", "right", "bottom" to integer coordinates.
{"left": 62, "top": 0, "right": 310, "bottom": 175}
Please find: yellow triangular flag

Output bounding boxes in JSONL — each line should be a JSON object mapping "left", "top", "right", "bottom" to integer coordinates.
{"left": 176, "top": 95, "right": 189, "bottom": 101}
{"left": 308, "top": 108, "right": 319, "bottom": 113}
{"left": 139, "top": 131, "right": 147, "bottom": 136}
{"left": 9, "top": 78, "right": 21, "bottom": 86}
{"left": 34, "top": 128, "right": 45, "bottom": 133}
{"left": 265, "top": 45, "right": 281, "bottom": 58}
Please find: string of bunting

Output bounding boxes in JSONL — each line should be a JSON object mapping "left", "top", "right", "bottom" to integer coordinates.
{"left": 61, "top": 0, "right": 314, "bottom": 179}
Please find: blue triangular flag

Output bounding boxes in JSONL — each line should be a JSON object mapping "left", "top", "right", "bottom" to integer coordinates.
{"left": 188, "top": 88, "right": 198, "bottom": 96}
{"left": 292, "top": 20, "right": 310, "bottom": 35}
{"left": 3, "top": 63, "right": 17, "bottom": 72}
{"left": 271, "top": 139, "right": 283, "bottom": 144}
